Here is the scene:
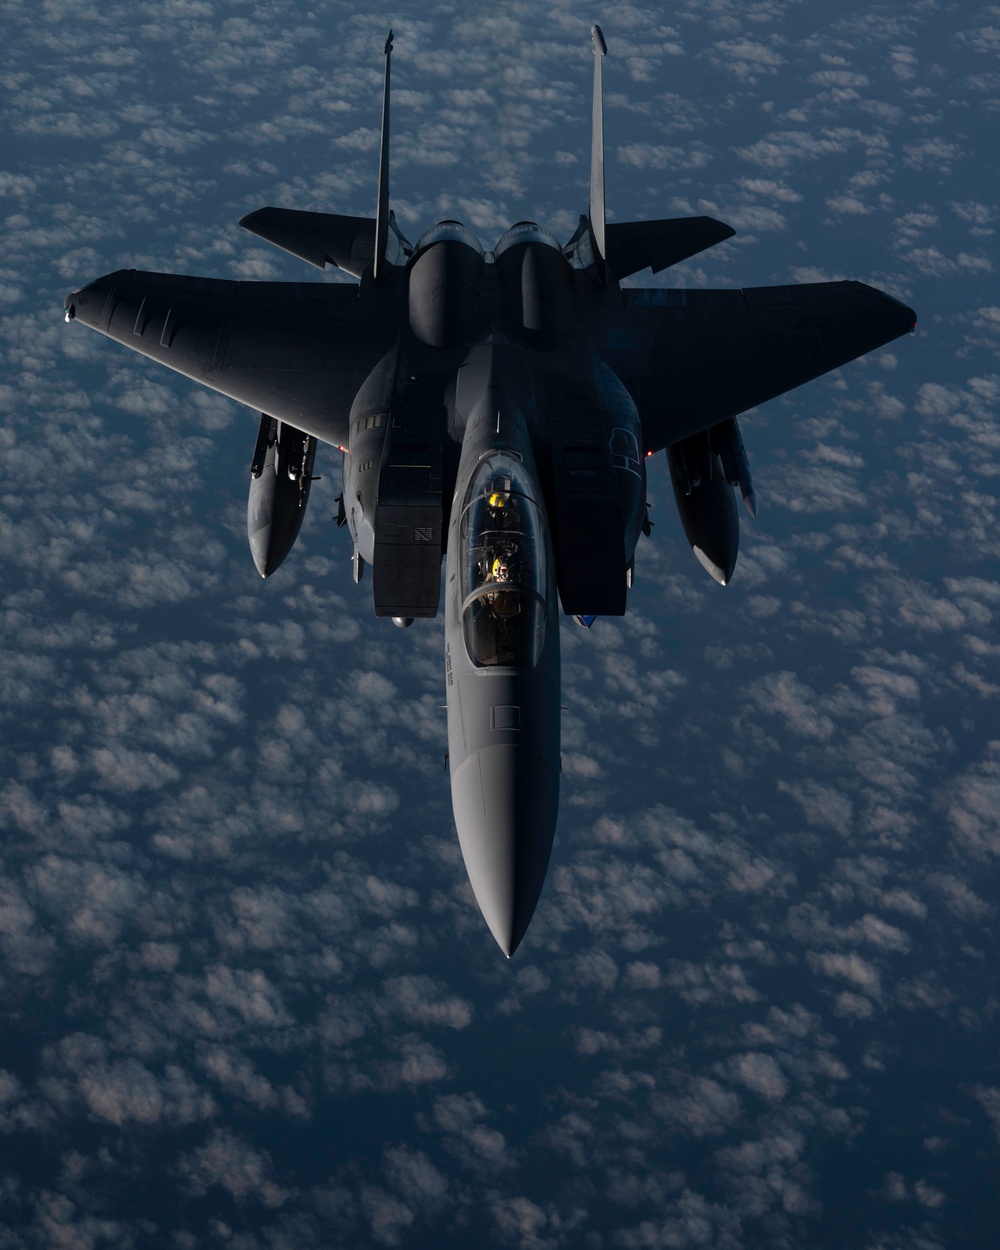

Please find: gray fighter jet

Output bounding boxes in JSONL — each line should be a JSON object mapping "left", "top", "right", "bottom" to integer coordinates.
{"left": 64, "top": 28, "right": 916, "bottom": 956}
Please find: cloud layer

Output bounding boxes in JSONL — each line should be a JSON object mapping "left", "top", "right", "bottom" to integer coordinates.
{"left": 1, "top": 0, "right": 998, "bottom": 1246}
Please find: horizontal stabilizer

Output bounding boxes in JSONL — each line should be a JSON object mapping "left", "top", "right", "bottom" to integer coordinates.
{"left": 606, "top": 216, "right": 735, "bottom": 278}
{"left": 239, "top": 207, "right": 376, "bottom": 279}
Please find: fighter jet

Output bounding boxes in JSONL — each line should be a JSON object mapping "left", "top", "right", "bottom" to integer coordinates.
{"left": 64, "top": 27, "right": 916, "bottom": 956}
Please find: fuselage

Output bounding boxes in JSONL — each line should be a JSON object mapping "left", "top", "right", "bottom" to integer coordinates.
{"left": 337, "top": 220, "right": 647, "bottom": 954}
{"left": 443, "top": 342, "right": 561, "bottom": 957}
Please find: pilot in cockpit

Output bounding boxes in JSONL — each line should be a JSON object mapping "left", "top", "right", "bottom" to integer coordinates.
{"left": 487, "top": 480, "right": 516, "bottom": 525}
{"left": 485, "top": 548, "right": 519, "bottom": 616}
{"left": 474, "top": 479, "right": 522, "bottom": 615}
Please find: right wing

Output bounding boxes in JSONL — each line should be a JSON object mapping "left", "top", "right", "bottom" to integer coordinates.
{"left": 65, "top": 269, "right": 398, "bottom": 447}
{"left": 598, "top": 280, "right": 917, "bottom": 453}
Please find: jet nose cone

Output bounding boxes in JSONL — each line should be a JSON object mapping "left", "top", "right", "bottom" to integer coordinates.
{"left": 451, "top": 745, "right": 559, "bottom": 956}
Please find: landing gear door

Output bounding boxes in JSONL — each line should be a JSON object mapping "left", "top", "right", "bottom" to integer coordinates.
{"left": 372, "top": 398, "right": 445, "bottom": 618}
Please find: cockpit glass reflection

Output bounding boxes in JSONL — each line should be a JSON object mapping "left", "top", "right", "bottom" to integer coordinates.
{"left": 460, "top": 454, "right": 546, "bottom": 668}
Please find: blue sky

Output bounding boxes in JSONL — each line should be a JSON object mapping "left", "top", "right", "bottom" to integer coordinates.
{"left": 1, "top": 0, "right": 999, "bottom": 1246}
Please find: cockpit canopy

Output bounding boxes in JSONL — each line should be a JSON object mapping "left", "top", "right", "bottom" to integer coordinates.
{"left": 460, "top": 453, "right": 547, "bottom": 668}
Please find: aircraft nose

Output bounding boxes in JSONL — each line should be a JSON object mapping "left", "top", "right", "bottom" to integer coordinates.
{"left": 450, "top": 745, "right": 559, "bottom": 956}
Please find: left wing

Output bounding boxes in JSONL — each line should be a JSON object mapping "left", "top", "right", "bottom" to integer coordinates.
{"left": 65, "top": 269, "right": 397, "bottom": 447}
{"left": 598, "top": 280, "right": 916, "bottom": 452}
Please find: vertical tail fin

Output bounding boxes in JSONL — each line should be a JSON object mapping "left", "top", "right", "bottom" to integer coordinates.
{"left": 589, "top": 24, "right": 608, "bottom": 285}
{"left": 373, "top": 30, "right": 393, "bottom": 281}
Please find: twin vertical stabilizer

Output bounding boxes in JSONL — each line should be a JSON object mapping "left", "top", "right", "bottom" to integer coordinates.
{"left": 589, "top": 24, "right": 608, "bottom": 284}
{"left": 241, "top": 24, "right": 732, "bottom": 284}
{"left": 373, "top": 31, "right": 393, "bottom": 281}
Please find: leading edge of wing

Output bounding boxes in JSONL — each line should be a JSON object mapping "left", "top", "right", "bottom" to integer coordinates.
{"left": 622, "top": 279, "right": 916, "bottom": 323}
{"left": 603, "top": 280, "right": 917, "bottom": 452}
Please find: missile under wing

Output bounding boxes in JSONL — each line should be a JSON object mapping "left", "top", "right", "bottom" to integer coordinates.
{"left": 63, "top": 26, "right": 916, "bottom": 955}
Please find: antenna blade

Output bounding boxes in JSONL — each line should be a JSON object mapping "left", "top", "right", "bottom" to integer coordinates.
{"left": 374, "top": 30, "right": 393, "bottom": 281}
{"left": 589, "top": 23, "right": 608, "bottom": 284}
